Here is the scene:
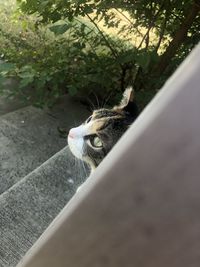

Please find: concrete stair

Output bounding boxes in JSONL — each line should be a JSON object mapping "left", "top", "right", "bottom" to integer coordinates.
{"left": 0, "top": 95, "right": 90, "bottom": 266}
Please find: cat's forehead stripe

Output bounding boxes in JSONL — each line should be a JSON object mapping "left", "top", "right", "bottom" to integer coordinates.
{"left": 93, "top": 109, "right": 122, "bottom": 119}
{"left": 88, "top": 115, "right": 124, "bottom": 134}
{"left": 89, "top": 120, "right": 106, "bottom": 133}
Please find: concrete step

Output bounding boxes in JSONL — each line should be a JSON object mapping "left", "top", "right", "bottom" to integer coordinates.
{"left": 0, "top": 94, "right": 27, "bottom": 116}
{"left": 0, "top": 96, "right": 89, "bottom": 194}
{"left": 0, "top": 146, "right": 89, "bottom": 267}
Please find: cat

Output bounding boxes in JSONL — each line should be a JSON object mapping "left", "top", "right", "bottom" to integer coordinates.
{"left": 68, "top": 87, "right": 138, "bottom": 172}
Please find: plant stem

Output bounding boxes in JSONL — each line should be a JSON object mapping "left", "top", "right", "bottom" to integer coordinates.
{"left": 137, "top": 1, "right": 165, "bottom": 49}
{"left": 85, "top": 13, "right": 123, "bottom": 69}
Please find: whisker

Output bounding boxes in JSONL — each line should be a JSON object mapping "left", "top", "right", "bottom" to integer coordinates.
{"left": 87, "top": 150, "right": 98, "bottom": 169}
{"left": 92, "top": 91, "right": 100, "bottom": 109}
{"left": 100, "top": 95, "right": 105, "bottom": 109}
{"left": 103, "top": 90, "right": 113, "bottom": 108}
{"left": 77, "top": 159, "right": 83, "bottom": 182}
{"left": 77, "top": 159, "right": 81, "bottom": 178}
{"left": 81, "top": 160, "right": 88, "bottom": 181}
{"left": 86, "top": 97, "right": 96, "bottom": 111}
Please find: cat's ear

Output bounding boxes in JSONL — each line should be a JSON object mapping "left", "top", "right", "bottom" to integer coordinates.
{"left": 118, "top": 86, "right": 134, "bottom": 109}
{"left": 114, "top": 86, "right": 138, "bottom": 118}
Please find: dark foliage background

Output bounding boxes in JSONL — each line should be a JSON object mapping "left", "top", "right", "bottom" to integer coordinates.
{"left": 0, "top": 0, "right": 199, "bottom": 109}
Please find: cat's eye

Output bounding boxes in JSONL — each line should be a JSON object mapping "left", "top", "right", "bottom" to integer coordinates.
{"left": 86, "top": 116, "right": 92, "bottom": 123}
{"left": 90, "top": 136, "right": 103, "bottom": 148}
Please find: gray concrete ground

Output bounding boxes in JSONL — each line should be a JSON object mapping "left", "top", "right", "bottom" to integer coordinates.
{"left": 0, "top": 147, "right": 89, "bottom": 267}
{"left": 0, "top": 94, "right": 27, "bottom": 116}
{"left": 0, "top": 93, "right": 90, "bottom": 266}
{"left": 0, "top": 96, "right": 90, "bottom": 194}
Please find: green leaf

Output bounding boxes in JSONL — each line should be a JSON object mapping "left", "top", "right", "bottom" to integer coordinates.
{"left": 18, "top": 67, "right": 35, "bottom": 88}
{"left": 136, "top": 53, "right": 150, "bottom": 71}
{"left": 68, "top": 85, "right": 78, "bottom": 96}
{"left": 117, "top": 52, "right": 136, "bottom": 64}
{"left": 35, "top": 78, "right": 46, "bottom": 89}
{"left": 18, "top": 72, "right": 35, "bottom": 79}
{"left": 0, "top": 63, "right": 16, "bottom": 73}
{"left": 18, "top": 65, "right": 36, "bottom": 82}
{"left": 19, "top": 77, "right": 34, "bottom": 88}
{"left": 49, "top": 23, "right": 71, "bottom": 35}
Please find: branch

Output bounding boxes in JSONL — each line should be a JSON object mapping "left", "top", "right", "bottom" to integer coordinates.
{"left": 73, "top": 18, "right": 101, "bottom": 53}
{"left": 85, "top": 13, "right": 123, "bottom": 69}
{"left": 154, "top": 0, "right": 200, "bottom": 75}
{"left": 114, "top": 8, "right": 143, "bottom": 37}
{"left": 145, "top": 30, "right": 150, "bottom": 49}
{"left": 155, "top": 9, "right": 169, "bottom": 52}
{"left": 137, "top": 24, "right": 152, "bottom": 50}
{"left": 137, "top": 1, "right": 165, "bottom": 49}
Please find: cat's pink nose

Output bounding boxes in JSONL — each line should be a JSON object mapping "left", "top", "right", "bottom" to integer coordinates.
{"left": 68, "top": 129, "right": 75, "bottom": 139}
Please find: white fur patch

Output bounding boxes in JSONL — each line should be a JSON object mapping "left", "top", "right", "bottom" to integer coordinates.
{"left": 68, "top": 122, "right": 93, "bottom": 159}
{"left": 68, "top": 135, "right": 84, "bottom": 159}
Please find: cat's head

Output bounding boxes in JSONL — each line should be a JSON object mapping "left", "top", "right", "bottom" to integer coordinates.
{"left": 68, "top": 87, "right": 138, "bottom": 171}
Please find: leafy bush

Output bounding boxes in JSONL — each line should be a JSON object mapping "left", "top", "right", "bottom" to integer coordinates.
{"left": 0, "top": 3, "right": 136, "bottom": 107}
{"left": 1, "top": 0, "right": 199, "bottom": 108}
